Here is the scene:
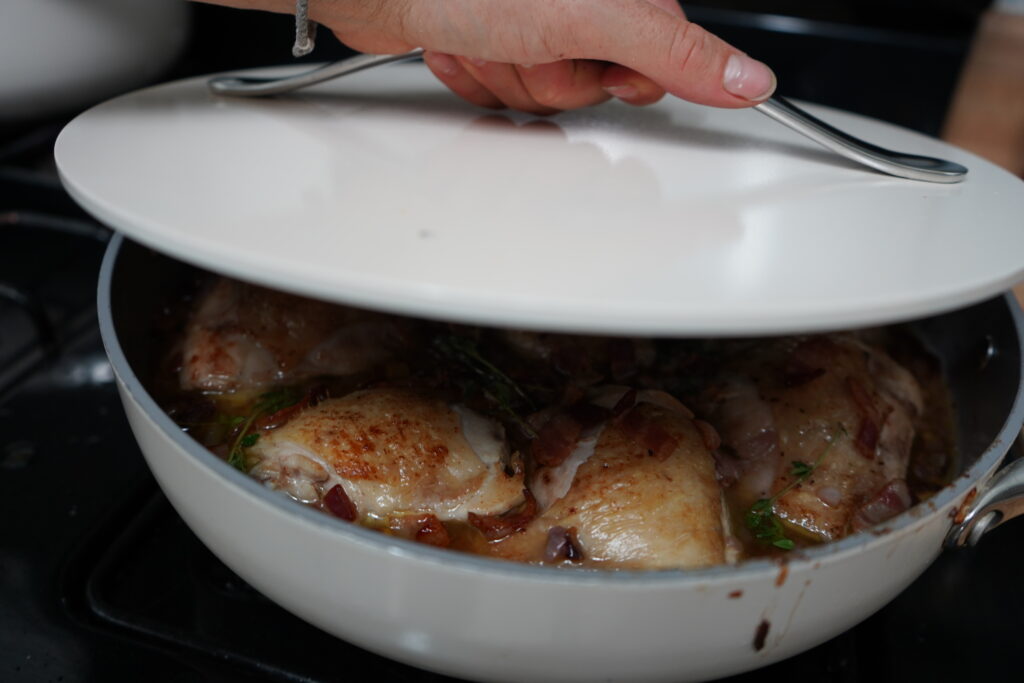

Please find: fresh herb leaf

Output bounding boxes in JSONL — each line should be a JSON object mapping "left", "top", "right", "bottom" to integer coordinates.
{"left": 744, "top": 424, "right": 847, "bottom": 551}
{"left": 791, "top": 460, "right": 813, "bottom": 478}
{"left": 745, "top": 499, "right": 790, "bottom": 548}
{"left": 432, "top": 334, "right": 537, "bottom": 438}
{"left": 253, "top": 388, "right": 301, "bottom": 415}
{"left": 227, "top": 443, "right": 248, "bottom": 471}
{"left": 226, "top": 388, "right": 302, "bottom": 472}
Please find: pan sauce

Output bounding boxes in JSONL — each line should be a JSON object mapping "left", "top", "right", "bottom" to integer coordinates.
{"left": 156, "top": 276, "right": 956, "bottom": 569}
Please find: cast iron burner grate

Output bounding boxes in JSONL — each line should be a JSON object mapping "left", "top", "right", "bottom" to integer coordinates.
{"left": 0, "top": 131, "right": 111, "bottom": 399}
{"left": 69, "top": 485, "right": 466, "bottom": 683}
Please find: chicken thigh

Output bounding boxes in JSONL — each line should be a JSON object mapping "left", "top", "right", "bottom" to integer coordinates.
{"left": 492, "top": 389, "right": 733, "bottom": 569}
{"left": 702, "top": 335, "right": 924, "bottom": 542}
{"left": 247, "top": 387, "right": 525, "bottom": 523}
{"left": 180, "top": 278, "right": 408, "bottom": 392}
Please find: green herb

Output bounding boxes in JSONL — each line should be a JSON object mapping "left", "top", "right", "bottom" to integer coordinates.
{"left": 253, "top": 387, "right": 302, "bottom": 415}
{"left": 744, "top": 424, "right": 847, "bottom": 550}
{"left": 227, "top": 440, "right": 249, "bottom": 471}
{"left": 226, "top": 388, "right": 301, "bottom": 472}
{"left": 790, "top": 460, "right": 813, "bottom": 478}
{"left": 432, "top": 334, "right": 537, "bottom": 438}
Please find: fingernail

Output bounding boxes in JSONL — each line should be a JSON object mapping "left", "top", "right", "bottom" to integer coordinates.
{"left": 467, "top": 57, "right": 488, "bottom": 68}
{"left": 520, "top": 63, "right": 535, "bottom": 69}
{"left": 723, "top": 54, "right": 776, "bottom": 101}
{"left": 603, "top": 84, "right": 638, "bottom": 100}
{"left": 425, "top": 52, "right": 459, "bottom": 77}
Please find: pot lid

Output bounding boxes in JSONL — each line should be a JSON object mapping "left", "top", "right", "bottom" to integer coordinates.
{"left": 55, "top": 63, "right": 1024, "bottom": 336}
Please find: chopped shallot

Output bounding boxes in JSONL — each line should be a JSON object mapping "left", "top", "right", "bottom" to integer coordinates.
{"left": 544, "top": 526, "right": 584, "bottom": 563}
{"left": 323, "top": 484, "right": 357, "bottom": 521}
{"left": 468, "top": 490, "right": 538, "bottom": 540}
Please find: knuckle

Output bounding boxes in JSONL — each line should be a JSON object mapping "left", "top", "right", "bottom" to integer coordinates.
{"left": 668, "top": 21, "right": 707, "bottom": 76}
{"left": 527, "top": 82, "right": 566, "bottom": 109}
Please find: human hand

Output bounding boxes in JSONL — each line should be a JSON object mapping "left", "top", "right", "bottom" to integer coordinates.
{"left": 205, "top": 0, "right": 776, "bottom": 114}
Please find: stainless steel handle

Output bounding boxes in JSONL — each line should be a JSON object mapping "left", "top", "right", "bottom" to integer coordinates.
{"left": 754, "top": 96, "right": 967, "bottom": 183}
{"left": 946, "top": 429, "right": 1024, "bottom": 547}
{"left": 207, "top": 48, "right": 425, "bottom": 97}
{"left": 208, "top": 49, "right": 967, "bottom": 184}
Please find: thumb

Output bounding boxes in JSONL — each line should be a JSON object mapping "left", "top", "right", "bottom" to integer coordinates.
{"left": 568, "top": 2, "right": 776, "bottom": 108}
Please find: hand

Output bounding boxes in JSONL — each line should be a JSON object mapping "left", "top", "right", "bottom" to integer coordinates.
{"left": 204, "top": 0, "right": 776, "bottom": 113}
{"left": 418, "top": 1, "right": 719, "bottom": 113}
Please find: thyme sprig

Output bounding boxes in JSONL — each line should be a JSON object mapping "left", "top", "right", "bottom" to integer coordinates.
{"left": 431, "top": 334, "right": 537, "bottom": 438}
{"left": 226, "top": 388, "right": 301, "bottom": 472}
{"left": 745, "top": 424, "right": 848, "bottom": 551}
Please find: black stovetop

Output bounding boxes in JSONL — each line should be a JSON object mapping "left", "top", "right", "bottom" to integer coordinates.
{"left": 3, "top": 4, "right": 1021, "bottom": 682}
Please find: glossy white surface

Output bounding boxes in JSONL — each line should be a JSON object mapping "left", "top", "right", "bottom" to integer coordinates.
{"left": 59, "top": 64, "right": 1024, "bottom": 335}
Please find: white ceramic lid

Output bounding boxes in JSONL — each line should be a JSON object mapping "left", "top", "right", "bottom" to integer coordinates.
{"left": 55, "top": 63, "right": 1024, "bottom": 336}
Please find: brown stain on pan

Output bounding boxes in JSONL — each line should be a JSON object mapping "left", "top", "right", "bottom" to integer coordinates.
{"left": 952, "top": 487, "right": 978, "bottom": 524}
{"left": 775, "top": 560, "right": 789, "bottom": 588}
{"left": 728, "top": 589, "right": 743, "bottom": 599}
{"left": 753, "top": 620, "right": 771, "bottom": 652}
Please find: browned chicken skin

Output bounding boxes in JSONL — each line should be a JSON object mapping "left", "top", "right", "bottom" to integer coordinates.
{"left": 180, "top": 279, "right": 408, "bottom": 392}
{"left": 492, "top": 390, "right": 733, "bottom": 569}
{"left": 702, "top": 335, "right": 923, "bottom": 542}
{"left": 248, "top": 387, "right": 525, "bottom": 522}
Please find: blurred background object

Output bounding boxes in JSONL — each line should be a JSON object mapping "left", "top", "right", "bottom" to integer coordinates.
{"left": 938, "top": 0, "right": 1024, "bottom": 302}
{"left": 943, "top": 0, "right": 1024, "bottom": 177}
{"left": 0, "top": 0, "right": 190, "bottom": 123}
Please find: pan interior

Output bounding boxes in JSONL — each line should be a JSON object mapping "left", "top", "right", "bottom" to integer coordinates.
{"left": 104, "top": 238, "right": 1024, "bottom": 576}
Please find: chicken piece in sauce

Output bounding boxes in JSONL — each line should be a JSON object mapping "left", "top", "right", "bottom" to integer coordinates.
{"left": 166, "top": 274, "right": 952, "bottom": 567}
{"left": 490, "top": 389, "right": 734, "bottom": 569}
{"left": 702, "top": 335, "right": 924, "bottom": 542}
{"left": 180, "top": 278, "right": 409, "bottom": 392}
{"left": 247, "top": 387, "right": 525, "bottom": 524}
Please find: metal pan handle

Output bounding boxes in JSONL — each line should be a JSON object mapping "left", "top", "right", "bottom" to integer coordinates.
{"left": 946, "top": 429, "right": 1024, "bottom": 547}
{"left": 208, "top": 48, "right": 425, "bottom": 97}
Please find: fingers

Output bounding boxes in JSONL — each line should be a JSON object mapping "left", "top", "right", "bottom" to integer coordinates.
{"left": 576, "top": 2, "right": 776, "bottom": 108}
{"left": 601, "top": 65, "right": 667, "bottom": 107}
{"left": 425, "top": 51, "right": 616, "bottom": 114}
{"left": 410, "top": 1, "right": 774, "bottom": 109}
{"left": 517, "top": 60, "right": 611, "bottom": 111}
{"left": 339, "top": 0, "right": 775, "bottom": 111}
{"left": 423, "top": 51, "right": 504, "bottom": 109}
{"left": 460, "top": 59, "right": 559, "bottom": 115}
